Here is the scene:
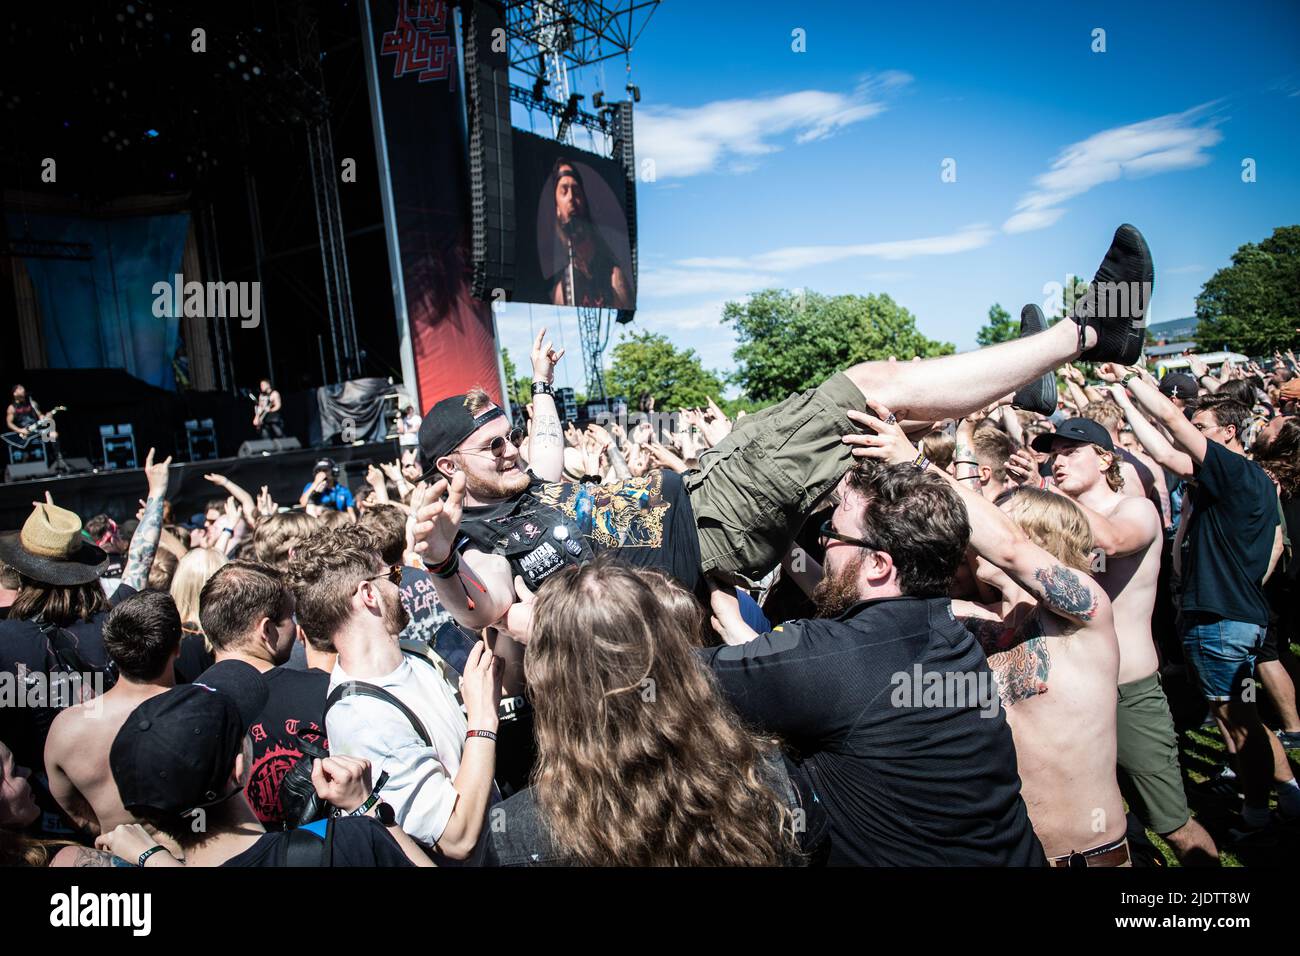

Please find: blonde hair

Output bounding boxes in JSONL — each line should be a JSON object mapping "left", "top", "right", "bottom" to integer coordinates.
{"left": 1089, "top": 443, "right": 1125, "bottom": 493}
{"left": 1001, "top": 487, "right": 1095, "bottom": 572}
{"left": 464, "top": 385, "right": 493, "bottom": 415}
{"left": 253, "top": 512, "right": 320, "bottom": 569}
{"left": 170, "top": 548, "right": 229, "bottom": 650}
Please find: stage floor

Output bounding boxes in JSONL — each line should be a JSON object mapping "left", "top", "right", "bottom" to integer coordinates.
{"left": 0, "top": 440, "right": 402, "bottom": 531}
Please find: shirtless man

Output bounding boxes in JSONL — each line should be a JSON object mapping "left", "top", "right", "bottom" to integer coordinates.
{"left": 851, "top": 407, "right": 1129, "bottom": 865}
{"left": 44, "top": 590, "right": 180, "bottom": 836}
{"left": 1036, "top": 416, "right": 1218, "bottom": 863}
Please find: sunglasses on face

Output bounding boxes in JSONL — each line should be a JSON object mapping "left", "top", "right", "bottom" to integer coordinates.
{"left": 819, "top": 519, "right": 879, "bottom": 551}
{"left": 467, "top": 427, "right": 524, "bottom": 457}
{"left": 362, "top": 566, "right": 404, "bottom": 587}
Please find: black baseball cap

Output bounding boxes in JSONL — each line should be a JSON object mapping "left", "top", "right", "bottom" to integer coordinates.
{"left": 1030, "top": 417, "right": 1114, "bottom": 454}
{"left": 110, "top": 661, "right": 268, "bottom": 817}
{"left": 1160, "top": 372, "right": 1199, "bottom": 402}
{"left": 418, "top": 394, "right": 506, "bottom": 464}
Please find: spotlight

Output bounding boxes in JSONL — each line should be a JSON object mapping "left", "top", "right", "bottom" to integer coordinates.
{"left": 144, "top": 128, "right": 159, "bottom": 138}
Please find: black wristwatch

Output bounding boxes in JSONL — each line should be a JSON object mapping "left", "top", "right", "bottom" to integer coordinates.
{"left": 372, "top": 801, "right": 396, "bottom": 827}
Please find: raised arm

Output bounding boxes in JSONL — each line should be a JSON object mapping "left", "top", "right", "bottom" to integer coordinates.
{"left": 205, "top": 472, "right": 256, "bottom": 517}
{"left": 409, "top": 476, "right": 515, "bottom": 631}
{"left": 1071, "top": 493, "right": 1160, "bottom": 559}
{"left": 1105, "top": 381, "right": 1196, "bottom": 478}
{"left": 122, "top": 448, "right": 171, "bottom": 592}
{"left": 843, "top": 405, "right": 1112, "bottom": 631}
{"left": 1106, "top": 364, "right": 1208, "bottom": 465}
{"left": 525, "top": 328, "right": 566, "bottom": 482}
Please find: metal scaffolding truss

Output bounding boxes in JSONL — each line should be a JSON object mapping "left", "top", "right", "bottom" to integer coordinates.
{"left": 504, "top": 0, "right": 660, "bottom": 83}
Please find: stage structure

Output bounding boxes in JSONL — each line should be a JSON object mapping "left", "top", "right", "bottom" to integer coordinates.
{"left": 493, "top": 0, "right": 657, "bottom": 401}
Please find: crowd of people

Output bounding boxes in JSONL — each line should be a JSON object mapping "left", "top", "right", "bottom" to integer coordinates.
{"left": 2, "top": 223, "right": 1298, "bottom": 868}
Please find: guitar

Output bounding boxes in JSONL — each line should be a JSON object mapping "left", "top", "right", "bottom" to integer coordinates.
{"left": 3, "top": 406, "right": 66, "bottom": 450}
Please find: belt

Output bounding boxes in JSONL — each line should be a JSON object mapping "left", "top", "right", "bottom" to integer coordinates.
{"left": 1048, "top": 836, "right": 1131, "bottom": 868}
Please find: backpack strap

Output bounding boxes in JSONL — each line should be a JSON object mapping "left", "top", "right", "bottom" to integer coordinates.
{"left": 281, "top": 816, "right": 336, "bottom": 866}
{"left": 324, "top": 681, "right": 433, "bottom": 748}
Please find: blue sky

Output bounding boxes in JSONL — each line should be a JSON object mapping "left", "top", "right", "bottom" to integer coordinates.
{"left": 495, "top": 0, "right": 1300, "bottom": 396}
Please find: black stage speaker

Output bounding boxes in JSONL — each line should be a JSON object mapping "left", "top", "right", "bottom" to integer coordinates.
{"left": 466, "top": 0, "right": 515, "bottom": 302}
{"left": 4, "top": 460, "right": 51, "bottom": 482}
{"left": 610, "top": 97, "right": 638, "bottom": 324}
{"left": 238, "top": 437, "right": 302, "bottom": 458}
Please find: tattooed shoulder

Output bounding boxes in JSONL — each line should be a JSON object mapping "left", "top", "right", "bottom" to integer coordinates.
{"left": 988, "top": 637, "right": 1051, "bottom": 707}
{"left": 1032, "top": 565, "right": 1098, "bottom": 621}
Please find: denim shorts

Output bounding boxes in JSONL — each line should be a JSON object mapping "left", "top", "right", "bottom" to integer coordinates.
{"left": 1180, "top": 613, "right": 1265, "bottom": 703}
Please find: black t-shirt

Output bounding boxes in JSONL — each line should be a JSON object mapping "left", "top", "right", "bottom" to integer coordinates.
{"left": 220, "top": 816, "right": 414, "bottom": 867}
{"left": 1180, "top": 441, "right": 1278, "bottom": 626}
{"left": 197, "top": 663, "right": 329, "bottom": 827}
{"left": 460, "top": 468, "right": 704, "bottom": 597}
{"left": 173, "top": 632, "right": 214, "bottom": 684}
{"left": 0, "top": 584, "right": 134, "bottom": 773}
{"left": 702, "top": 596, "right": 1046, "bottom": 867}
{"left": 397, "top": 565, "right": 452, "bottom": 645}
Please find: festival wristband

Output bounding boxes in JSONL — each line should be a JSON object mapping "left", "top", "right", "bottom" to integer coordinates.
{"left": 427, "top": 551, "right": 460, "bottom": 579}
{"left": 1122, "top": 373, "right": 1141, "bottom": 388}
{"left": 531, "top": 381, "right": 554, "bottom": 396}
{"left": 137, "top": 845, "right": 168, "bottom": 867}
{"left": 911, "top": 451, "right": 930, "bottom": 471}
{"left": 345, "top": 770, "right": 391, "bottom": 818}
{"left": 465, "top": 729, "right": 498, "bottom": 743}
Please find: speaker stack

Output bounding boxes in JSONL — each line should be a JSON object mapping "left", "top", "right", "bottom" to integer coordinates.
{"left": 466, "top": 0, "right": 516, "bottom": 303}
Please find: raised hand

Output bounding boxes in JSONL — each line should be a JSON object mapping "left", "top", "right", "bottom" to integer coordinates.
{"left": 563, "top": 421, "right": 580, "bottom": 448}
{"left": 459, "top": 639, "right": 502, "bottom": 733}
{"left": 530, "top": 326, "right": 565, "bottom": 384}
{"left": 1095, "top": 362, "right": 1125, "bottom": 384}
{"left": 1005, "top": 449, "right": 1040, "bottom": 486}
{"left": 144, "top": 448, "right": 172, "bottom": 498}
{"left": 256, "top": 485, "right": 277, "bottom": 517}
{"left": 647, "top": 442, "right": 687, "bottom": 473}
{"left": 410, "top": 471, "right": 466, "bottom": 564}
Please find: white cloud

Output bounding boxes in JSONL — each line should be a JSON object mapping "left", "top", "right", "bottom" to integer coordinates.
{"left": 669, "top": 225, "right": 993, "bottom": 276}
{"left": 1003, "top": 104, "right": 1224, "bottom": 233}
{"left": 637, "top": 267, "right": 781, "bottom": 299}
{"left": 636, "top": 72, "right": 911, "bottom": 179}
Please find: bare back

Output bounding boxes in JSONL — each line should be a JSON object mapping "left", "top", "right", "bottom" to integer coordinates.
{"left": 963, "top": 598, "right": 1125, "bottom": 858}
{"left": 45, "top": 682, "right": 168, "bottom": 834}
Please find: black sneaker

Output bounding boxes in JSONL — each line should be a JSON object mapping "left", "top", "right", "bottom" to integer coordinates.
{"left": 1012, "top": 304, "right": 1058, "bottom": 415}
{"left": 1075, "top": 224, "right": 1154, "bottom": 365}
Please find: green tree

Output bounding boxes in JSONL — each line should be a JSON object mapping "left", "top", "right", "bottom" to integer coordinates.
{"left": 976, "top": 303, "right": 1018, "bottom": 347}
{"left": 1194, "top": 226, "right": 1300, "bottom": 355}
{"left": 605, "top": 330, "right": 727, "bottom": 410}
{"left": 499, "top": 348, "right": 533, "bottom": 409}
{"left": 723, "top": 289, "right": 955, "bottom": 403}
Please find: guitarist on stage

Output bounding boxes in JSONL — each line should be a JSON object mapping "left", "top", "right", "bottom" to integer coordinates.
{"left": 253, "top": 378, "right": 285, "bottom": 440}
{"left": 5, "top": 383, "right": 67, "bottom": 471}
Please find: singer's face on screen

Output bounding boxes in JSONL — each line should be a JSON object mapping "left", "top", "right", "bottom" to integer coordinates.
{"left": 554, "top": 166, "right": 586, "bottom": 228}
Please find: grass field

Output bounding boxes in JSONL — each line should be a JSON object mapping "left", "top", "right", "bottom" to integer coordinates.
{"left": 1140, "top": 665, "right": 1300, "bottom": 867}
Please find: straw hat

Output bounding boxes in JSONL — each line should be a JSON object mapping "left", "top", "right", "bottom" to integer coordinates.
{"left": 0, "top": 503, "right": 108, "bottom": 586}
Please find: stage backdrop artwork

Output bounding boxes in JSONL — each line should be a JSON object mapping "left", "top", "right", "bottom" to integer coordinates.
{"left": 360, "top": 0, "right": 503, "bottom": 413}
{"left": 5, "top": 212, "right": 189, "bottom": 392}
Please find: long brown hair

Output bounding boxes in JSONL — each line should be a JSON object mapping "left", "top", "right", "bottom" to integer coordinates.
{"left": 1253, "top": 418, "right": 1300, "bottom": 498}
{"left": 10, "top": 577, "right": 109, "bottom": 627}
{"left": 525, "top": 557, "right": 799, "bottom": 866}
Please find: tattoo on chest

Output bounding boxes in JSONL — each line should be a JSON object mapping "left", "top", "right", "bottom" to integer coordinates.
{"left": 1033, "top": 565, "right": 1097, "bottom": 621}
{"left": 963, "top": 613, "right": 1051, "bottom": 706}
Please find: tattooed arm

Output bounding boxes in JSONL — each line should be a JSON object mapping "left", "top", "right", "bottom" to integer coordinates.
{"left": 526, "top": 327, "right": 566, "bottom": 482}
{"left": 122, "top": 448, "right": 171, "bottom": 592}
{"left": 945, "top": 454, "right": 1111, "bottom": 629}
{"left": 952, "top": 419, "right": 983, "bottom": 487}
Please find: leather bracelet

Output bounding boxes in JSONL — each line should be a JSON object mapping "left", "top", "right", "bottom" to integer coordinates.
{"left": 137, "top": 845, "right": 167, "bottom": 867}
{"left": 1122, "top": 373, "right": 1141, "bottom": 388}
{"left": 465, "top": 729, "right": 498, "bottom": 743}
{"left": 531, "top": 381, "right": 554, "bottom": 396}
{"left": 952, "top": 459, "right": 981, "bottom": 466}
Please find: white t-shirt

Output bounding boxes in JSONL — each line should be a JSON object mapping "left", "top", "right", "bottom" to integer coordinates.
{"left": 326, "top": 654, "right": 480, "bottom": 857}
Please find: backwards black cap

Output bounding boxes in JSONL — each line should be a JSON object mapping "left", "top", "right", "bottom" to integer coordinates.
{"left": 418, "top": 394, "right": 506, "bottom": 465}
{"left": 1031, "top": 417, "right": 1115, "bottom": 454}
{"left": 110, "top": 661, "right": 268, "bottom": 818}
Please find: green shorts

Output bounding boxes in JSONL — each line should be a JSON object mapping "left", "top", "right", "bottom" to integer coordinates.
{"left": 684, "top": 372, "right": 867, "bottom": 587}
{"left": 1115, "top": 672, "right": 1192, "bottom": 836}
